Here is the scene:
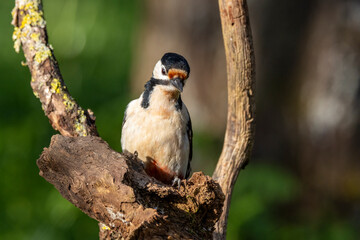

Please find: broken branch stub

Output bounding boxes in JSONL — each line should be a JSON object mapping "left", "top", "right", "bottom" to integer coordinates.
{"left": 37, "top": 135, "right": 225, "bottom": 239}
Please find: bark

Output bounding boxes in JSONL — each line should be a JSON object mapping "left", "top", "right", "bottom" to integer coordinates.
{"left": 11, "top": 0, "right": 98, "bottom": 137}
{"left": 38, "top": 135, "right": 224, "bottom": 239}
{"left": 11, "top": 0, "right": 255, "bottom": 239}
{"left": 212, "top": 0, "right": 256, "bottom": 239}
{"left": 11, "top": 1, "right": 226, "bottom": 239}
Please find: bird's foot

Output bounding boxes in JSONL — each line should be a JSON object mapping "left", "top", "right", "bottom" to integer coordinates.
{"left": 171, "top": 177, "right": 182, "bottom": 190}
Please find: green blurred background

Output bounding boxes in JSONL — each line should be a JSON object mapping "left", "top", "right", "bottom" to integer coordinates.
{"left": 1, "top": 0, "right": 359, "bottom": 239}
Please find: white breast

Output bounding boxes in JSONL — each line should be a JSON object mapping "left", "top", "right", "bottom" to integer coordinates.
{"left": 121, "top": 88, "right": 190, "bottom": 178}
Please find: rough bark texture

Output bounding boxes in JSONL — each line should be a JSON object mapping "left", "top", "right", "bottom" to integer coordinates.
{"left": 11, "top": 0, "right": 98, "bottom": 137}
{"left": 212, "top": 0, "right": 256, "bottom": 239}
{"left": 38, "top": 135, "right": 224, "bottom": 239}
{"left": 11, "top": 0, "right": 255, "bottom": 239}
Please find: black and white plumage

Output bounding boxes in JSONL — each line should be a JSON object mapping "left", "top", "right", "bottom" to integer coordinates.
{"left": 121, "top": 53, "right": 192, "bottom": 186}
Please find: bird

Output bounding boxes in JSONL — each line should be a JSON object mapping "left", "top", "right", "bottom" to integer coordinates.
{"left": 121, "top": 52, "right": 192, "bottom": 187}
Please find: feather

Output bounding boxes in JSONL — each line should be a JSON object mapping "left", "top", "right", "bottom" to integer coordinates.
{"left": 185, "top": 108, "right": 193, "bottom": 179}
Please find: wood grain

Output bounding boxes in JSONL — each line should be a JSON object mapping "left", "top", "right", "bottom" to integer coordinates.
{"left": 212, "top": 0, "right": 256, "bottom": 239}
{"left": 38, "top": 135, "right": 224, "bottom": 239}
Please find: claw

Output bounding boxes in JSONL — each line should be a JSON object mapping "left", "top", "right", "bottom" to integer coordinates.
{"left": 172, "top": 177, "right": 181, "bottom": 190}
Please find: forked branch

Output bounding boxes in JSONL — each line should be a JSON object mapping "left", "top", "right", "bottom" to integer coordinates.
{"left": 11, "top": 0, "right": 226, "bottom": 239}
{"left": 12, "top": 0, "right": 255, "bottom": 239}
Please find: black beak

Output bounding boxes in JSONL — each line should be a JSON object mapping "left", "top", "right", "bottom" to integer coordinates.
{"left": 170, "top": 78, "right": 184, "bottom": 92}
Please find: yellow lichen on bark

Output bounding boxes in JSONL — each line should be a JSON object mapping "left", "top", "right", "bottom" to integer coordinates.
{"left": 74, "top": 110, "right": 88, "bottom": 136}
{"left": 11, "top": 0, "right": 98, "bottom": 138}
{"left": 34, "top": 46, "right": 52, "bottom": 63}
{"left": 49, "top": 78, "right": 87, "bottom": 136}
{"left": 50, "top": 78, "right": 61, "bottom": 94}
{"left": 12, "top": 0, "right": 50, "bottom": 65}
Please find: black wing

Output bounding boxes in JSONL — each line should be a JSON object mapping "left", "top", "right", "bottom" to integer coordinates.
{"left": 185, "top": 111, "right": 193, "bottom": 179}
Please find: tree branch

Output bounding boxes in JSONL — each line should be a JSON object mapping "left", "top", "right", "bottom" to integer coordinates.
{"left": 11, "top": 1, "right": 226, "bottom": 239}
{"left": 212, "top": 0, "right": 256, "bottom": 239}
{"left": 11, "top": 0, "right": 256, "bottom": 238}
{"left": 11, "top": 0, "right": 98, "bottom": 137}
{"left": 38, "top": 135, "right": 224, "bottom": 239}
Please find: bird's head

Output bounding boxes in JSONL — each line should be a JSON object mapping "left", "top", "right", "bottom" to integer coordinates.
{"left": 152, "top": 52, "right": 190, "bottom": 92}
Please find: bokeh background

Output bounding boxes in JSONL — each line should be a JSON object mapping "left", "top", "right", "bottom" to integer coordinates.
{"left": 1, "top": 0, "right": 359, "bottom": 239}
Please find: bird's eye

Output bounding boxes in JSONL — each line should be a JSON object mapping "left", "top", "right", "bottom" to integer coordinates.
{"left": 161, "top": 67, "right": 166, "bottom": 75}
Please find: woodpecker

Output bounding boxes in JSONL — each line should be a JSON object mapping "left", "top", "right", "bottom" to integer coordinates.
{"left": 121, "top": 52, "right": 192, "bottom": 187}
